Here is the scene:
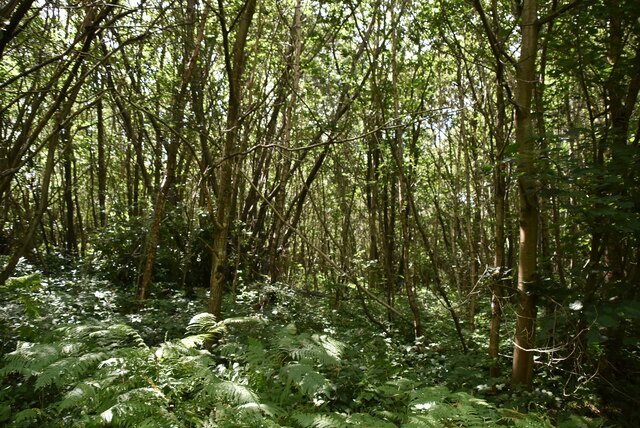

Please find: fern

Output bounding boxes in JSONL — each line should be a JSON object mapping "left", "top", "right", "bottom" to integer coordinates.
{"left": 58, "top": 382, "right": 97, "bottom": 411}
{"left": 280, "top": 363, "right": 331, "bottom": 398}
{"left": 511, "top": 413, "right": 556, "bottom": 427}
{"left": 187, "top": 313, "right": 218, "bottom": 335}
{"left": 1, "top": 273, "right": 43, "bottom": 318}
{"left": 311, "top": 335, "right": 345, "bottom": 362}
{"left": 237, "top": 402, "right": 283, "bottom": 418}
{"left": 13, "top": 408, "right": 41, "bottom": 426}
{"left": 409, "top": 385, "right": 451, "bottom": 406}
{"left": 35, "top": 351, "right": 107, "bottom": 390}
{"left": 75, "top": 323, "right": 148, "bottom": 349}
{"left": 403, "top": 413, "right": 445, "bottom": 428}
{"left": 291, "top": 411, "right": 347, "bottom": 428}
{"left": 346, "top": 413, "right": 397, "bottom": 428}
{"left": 407, "top": 385, "right": 506, "bottom": 427}
{"left": 204, "top": 380, "right": 261, "bottom": 405}
{"left": 101, "top": 399, "right": 174, "bottom": 428}
{"left": 246, "top": 337, "right": 267, "bottom": 366}
{"left": 277, "top": 328, "right": 345, "bottom": 367}
{"left": 187, "top": 313, "right": 265, "bottom": 340}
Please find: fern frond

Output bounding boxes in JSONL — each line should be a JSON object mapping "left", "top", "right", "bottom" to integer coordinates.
{"left": 510, "top": 413, "right": 555, "bottom": 427}
{"left": 0, "top": 342, "right": 62, "bottom": 378}
{"left": 217, "top": 316, "right": 265, "bottom": 329}
{"left": 189, "top": 314, "right": 264, "bottom": 334}
{"left": 100, "top": 386, "right": 175, "bottom": 427}
{"left": 280, "top": 363, "right": 331, "bottom": 398}
{"left": 155, "top": 340, "right": 206, "bottom": 360}
{"left": 291, "top": 411, "right": 347, "bottom": 428}
{"left": 311, "top": 335, "right": 344, "bottom": 362}
{"left": 409, "top": 385, "right": 451, "bottom": 408}
{"left": 219, "top": 342, "right": 245, "bottom": 359}
{"left": 180, "top": 334, "right": 207, "bottom": 349}
{"left": 137, "top": 413, "right": 182, "bottom": 428}
{"left": 277, "top": 331, "right": 344, "bottom": 367}
{"left": 187, "top": 314, "right": 265, "bottom": 347}
{"left": 187, "top": 313, "right": 218, "bottom": 335}
{"left": 116, "top": 387, "right": 168, "bottom": 403}
{"left": 35, "top": 352, "right": 106, "bottom": 390}
{"left": 237, "top": 402, "right": 283, "bottom": 418}
{"left": 246, "top": 337, "right": 267, "bottom": 366}
{"left": 101, "top": 401, "right": 155, "bottom": 427}
{"left": 346, "top": 413, "right": 397, "bottom": 428}
{"left": 205, "top": 380, "right": 261, "bottom": 405}
{"left": 58, "top": 382, "right": 97, "bottom": 411}
{"left": 13, "top": 407, "right": 41, "bottom": 425}
{"left": 402, "top": 414, "right": 442, "bottom": 428}
{"left": 61, "top": 323, "right": 148, "bottom": 350}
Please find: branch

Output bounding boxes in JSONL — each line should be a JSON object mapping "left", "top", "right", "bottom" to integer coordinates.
{"left": 536, "top": 0, "right": 583, "bottom": 27}
{"left": 471, "top": 0, "right": 517, "bottom": 68}
{"left": 240, "top": 169, "right": 409, "bottom": 321}
{"left": 215, "top": 106, "right": 459, "bottom": 166}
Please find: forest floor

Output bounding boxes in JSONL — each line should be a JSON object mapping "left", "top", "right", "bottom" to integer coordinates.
{"left": 0, "top": 259, "right": 623, "bottom": 427}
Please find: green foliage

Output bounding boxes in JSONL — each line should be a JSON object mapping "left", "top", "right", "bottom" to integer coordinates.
{"left": 1, "top": 274, "right": 43, "bottom": 319}
{"left": 0, "top": 273, "right": 44, "bottom": 350}
{"left": 0, "top": 269, "right": 613, "bottom": 427}
{"left": 89, "top": 216, "right": 148, "bottom": 284}
{"left": 89, "top": 208, "right": 212, "bottom": 289}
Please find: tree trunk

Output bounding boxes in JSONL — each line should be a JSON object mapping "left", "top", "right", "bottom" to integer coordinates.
{"left": 208, "top": 0, "right": 258, "bottom": 318}
{"left": 512, "top": 0, "right": 540, "bottom": 389}
{"left": 0, "top": 127, "right": 57, "bottom": 285}
{"left": 97, "top": 97, "right": 107, "bottom": 228}
{"left": 137, "top": 0, "right": 202, "bottom": 308}
{"left": 0, "top": 0, "right": 36, "bottom": 59}
{"left": 389, "top": 7, "right": 421, "bottom": 338}
{"left": 267, "top": 0, "right": 302, "bottom": 284}
{"left": 490, "top": 79, "right": 508, "bottom": 378}
{"left": 62, "top": 120, "right": 77, "bottom": 256}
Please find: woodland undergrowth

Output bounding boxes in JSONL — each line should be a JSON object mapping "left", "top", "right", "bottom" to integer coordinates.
{"left": 0, "top": 259, "right": 609, "bottom": 427}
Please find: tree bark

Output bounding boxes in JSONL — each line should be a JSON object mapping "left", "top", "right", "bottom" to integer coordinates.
{"left": 0, "top": 0, "right": 36, "bottom": 59}
{"left": 389, "top": 4, "right": 421, "bottom": 338}
{"left": 208, "top": 0, "right": 258, "bottom": 318}
{"left": 512, "top": 0, "right": 540, "bottom": 389}
{"left": 267, "top": 0, "right": 302, "bottom": 284}
{"left": 62, "top": 120, "right": 77, "bottom": 256}
{"left": 137, "top": 0, "right": 203, "bottom": 308}
{"left": 97, "top": 97, "right": 107, "bottom": 228}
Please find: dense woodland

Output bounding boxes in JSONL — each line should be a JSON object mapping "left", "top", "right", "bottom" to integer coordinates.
{"left": 1, "top": 0, "right": 639, "bottom": 426}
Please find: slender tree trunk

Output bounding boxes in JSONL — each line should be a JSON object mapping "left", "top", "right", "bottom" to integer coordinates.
{"left": 490, "top": 79, "right": 508, "bottom": 377}
{"left": 137, "top": 0, "right": 203, "bottom": 308}
{"left": 458, "top": 64, "right": 478, "bottom": 332}
{"left": 97, "top": 97, "right": 107, "bottom": 227}
{"left": 598, "top": 0, "right": 640, "bottom": 382}
{"left": 267, "top": 0, "right": 301, "bottom": 284}
{"left": 512, "top": 0, "right": 540, "bottom": 389}
{"left": 390, "top": 10, "right": 421, "bottom": 338}
{"left": 208, "top": 0, "right": 258, "bottom": 318}
{"left": 62, "top": 121, "right": 77, "bottom": 256}
{"left": 0, "top": 128, "right": 57, "bottom": 284}
{"left": 0, "top": 0, "right": 36, "bottom": 59}
{"left": 365, "top": 128, "right": 381, "bottom": 290}
{"left": 0, "top": 4, "right": 115, "bottom": 215}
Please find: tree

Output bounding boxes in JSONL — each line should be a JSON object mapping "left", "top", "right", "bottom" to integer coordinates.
{"left": 208, "top": 0, "right": 258, "bottom": 318}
